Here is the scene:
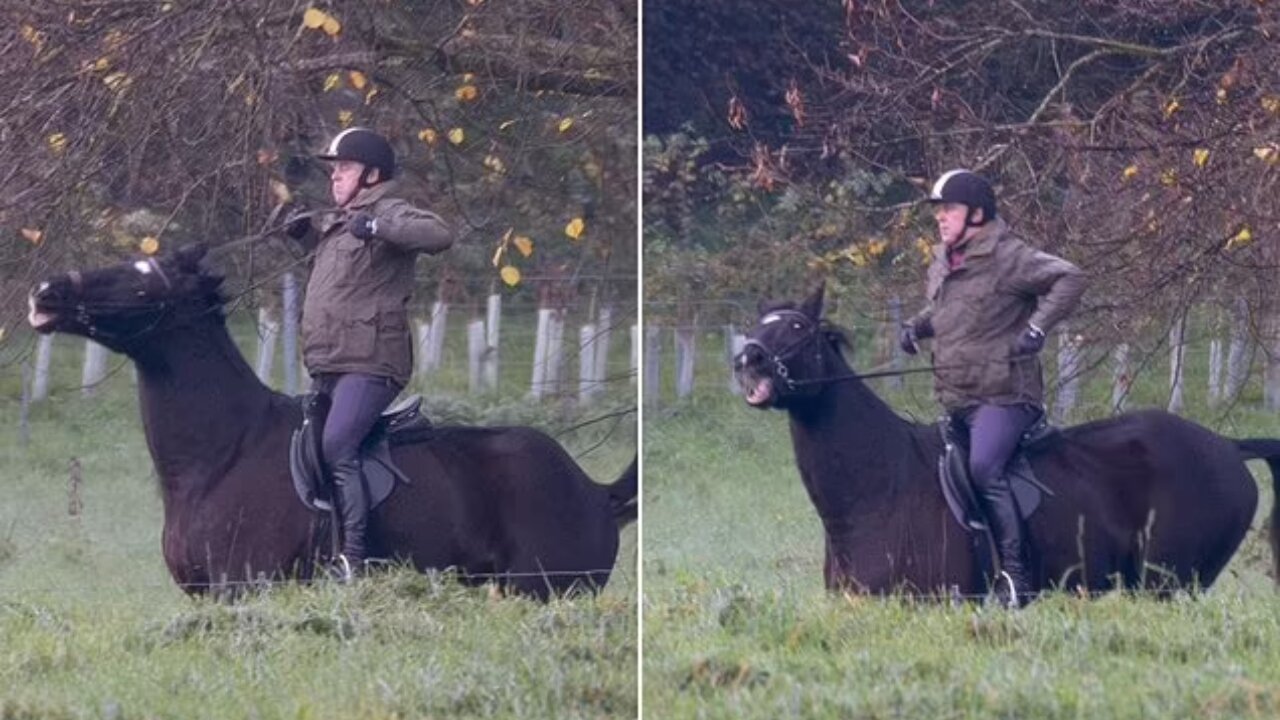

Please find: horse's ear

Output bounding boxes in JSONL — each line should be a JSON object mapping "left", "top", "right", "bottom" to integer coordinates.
{"left": 799, "top": 281, "right": 826, "bottom": 320}
{"left": 174, "top": 243, "right": 209, "bottom": 272}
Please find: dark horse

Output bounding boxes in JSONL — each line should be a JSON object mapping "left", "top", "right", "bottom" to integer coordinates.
{"left": 734, "top": 285, "right": 1280, "bottom": 598}
{"left": 27, "top": 245, "right": 636, "bottom": 599}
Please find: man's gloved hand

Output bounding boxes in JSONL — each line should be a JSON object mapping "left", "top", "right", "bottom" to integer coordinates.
{"left": 348, "top": 212, "right": 378, "bottom": 241}
{"left": 1013, "top": 325, "right": 1047, "bottom": 356}
{"left": 899, "top": 324, "right": 919, "bottom": 356}
{"left": 283, "top": 207, "right": 312, "bottom": 239}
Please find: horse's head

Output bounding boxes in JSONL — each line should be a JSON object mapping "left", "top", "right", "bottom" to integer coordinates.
{"left": 28, "top": 243, "right": 223, "bottom": 352}
{"left": 734, "top": 284, "right": 847, "bottom": 409}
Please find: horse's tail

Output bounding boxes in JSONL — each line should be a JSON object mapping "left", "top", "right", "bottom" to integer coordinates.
{"left": 607, "top": 455, "right": 638, "bottom": 528}
{"left": 1237, "top": 438, "right": 1280, "bottom": 584}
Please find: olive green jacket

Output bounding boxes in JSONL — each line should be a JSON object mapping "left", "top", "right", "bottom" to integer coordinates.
{"left": 907, "top": 218, "right": 1086, "bottom": 411}
{"left": 299, "top": 181, "right": 453, "bottom": 386}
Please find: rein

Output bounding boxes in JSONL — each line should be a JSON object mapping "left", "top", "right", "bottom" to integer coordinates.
{"left": 743, "top": 311, "right": 1034, "bottom": 388}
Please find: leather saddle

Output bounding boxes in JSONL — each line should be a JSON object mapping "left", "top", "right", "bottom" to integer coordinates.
{"left": 937, "top": 411, "right": 1057, "bottom": 532}
{"left": 289, "top": 393, "right": 432, "bottom": 514}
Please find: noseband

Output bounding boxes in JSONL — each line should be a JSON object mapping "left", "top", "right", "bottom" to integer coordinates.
{"left": 741, "top": 310, "right": 823, "bottom": 391}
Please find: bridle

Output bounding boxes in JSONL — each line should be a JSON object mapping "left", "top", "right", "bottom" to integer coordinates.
{"left": 740, "top": 310, "right": 825, "bottom": 392}
{"left": 61, "top": 257, "right": 175, "bottom": 345}
{"left": 742, "top": 310, "right": 1012, "bottom": 390}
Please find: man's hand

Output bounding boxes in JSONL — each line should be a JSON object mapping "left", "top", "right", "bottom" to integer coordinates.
{"left": 348, "top": 212, "right": 378, "bottom": 241}
{"left": 899, "top": 324, "right": 919, "bottom": 356}
{"left": 1012, "top": 325, "right": 1046, "bottom": 356}
{"left": 284, "top": 207, "right": 312, "bottom": 239}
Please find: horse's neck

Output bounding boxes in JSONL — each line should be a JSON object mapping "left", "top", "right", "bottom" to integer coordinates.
{"left": 787, "top": 369, "right": 923, "bottom": 520}
{"left": 132, "top": 316, "right": 277, "bottom": 483}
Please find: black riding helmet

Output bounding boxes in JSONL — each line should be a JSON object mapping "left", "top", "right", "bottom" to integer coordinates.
{"left": 928, "top": 169, "right": 996, "bottom": 227}
{"left": 317, "top": 127, "right": 396, "bottom": 188}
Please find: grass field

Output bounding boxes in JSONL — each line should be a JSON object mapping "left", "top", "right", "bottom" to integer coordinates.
{"left": 642, "top": 327, "right": 1280, "bottom": 719}
{"left": 0, "top": 313, "right": 637, "bottom": 720}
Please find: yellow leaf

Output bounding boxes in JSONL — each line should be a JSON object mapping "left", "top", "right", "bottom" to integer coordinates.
{"left": 564, "top": 217, "right": 585, "bottom": 240}
{"left": 338, "top": 110, "right": 354, "bottom": 128}
{"left": 302, "top": 7, "right": 328, "bottom": 29}
{"left": 321, "top": 16, "right": 341, "bottom": 36}
{"left": 1160, "top": 168, "right": 1177, "bottom": 186}
{"left": 348, "top": 71, "right": 367, "bottom": 90}
{"left": 448, "top": 128, "right": 465, "bottom": 145}
{"left": 139, "top": 236, "right": 160, "bottom": 255}
{"left": 500, "top": 265, "right": 521, "bottom": 286}
{"left": 462, "top": 73, "right": 475, "bottom": 82}
{"left": 323, "top": 73, "right": 341, "bottom": 92}
{"left": 498, "top": 119, "right": 517, "bottom": 131}
{"left": 92, "top": 57, "right": 110, "bottom": 72}
{"left": 269, "top": 180, "right": 292, "bottom": 205}
{"left": 1254, "top": 145, "right": 1278, "bottom": 165}
{"left": 1227, "top": 226, "right": 1253, "bottom": 250}
{"left": 47, "top": 133, "right": 68, "bottom": 154}
{"left": 1263, "top": 96, "right": 1280, "bottom": 115}
{"left": 20, "top": 227, "right": 43, "bottom": 245}
{"left": 1193, "top": 148, "right": 1209, "bottom": 168}
{"left": 483, "top": 155, "right": 506, "bottom": 174}
{"left": 1215, "top": 87, "right": 1229, "bottom": 105}
{"left": 513, "top": 235, "right": 533, "bottom": 257}
{"left": 558, "top": 117, "right": 574, "bottom": 133}
{"left": 418, "top": 128, "right": 439, "bottom": 145}
{"left": 1122, "top": 165, "right": 1138, "bottom": 181}
{"left": 455, "top": 85, "right": 478, "bottom": 102}
{"left": 103, "top": 71, "right": 130, "bottom": 92}
{"left": 20, "top": 24, "right": 45, "bottom": 54}
{"left": 1163, "top": 98, "right": 1180, "bottom": 118}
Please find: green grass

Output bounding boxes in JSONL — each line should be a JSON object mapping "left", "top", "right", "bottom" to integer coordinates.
{"left": 0, "top": 313, "right": 637, "bottom": 719}
{"left": 643, "top": 374, "right": 1280, "bottom": 719}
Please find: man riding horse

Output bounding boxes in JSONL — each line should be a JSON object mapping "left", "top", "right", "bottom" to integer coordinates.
{"left": 286, "top": 128, "right": 454, "bottom": 580}
{"left": 900, "top": 169, "right": 1087, "bottom": 607}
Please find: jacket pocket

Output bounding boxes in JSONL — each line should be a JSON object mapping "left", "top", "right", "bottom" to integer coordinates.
{"left": 376, "top": 304, "right": 412, "bottom": 370}
{"left": 334, "top": 305, "right": 377, "bottom": 362}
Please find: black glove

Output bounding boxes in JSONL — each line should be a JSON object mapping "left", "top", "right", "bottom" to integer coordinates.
{"left": 899, "top": 324, "right": 919, "bottom": 356}
{"left": 1013, "top": 325, "right": 1046, "bottom": 356}
{"left": 348, "top": 212, "right": 378, "bottom": 241}
{"left": 283, "top": 207, "right": 312, "bottom": 239}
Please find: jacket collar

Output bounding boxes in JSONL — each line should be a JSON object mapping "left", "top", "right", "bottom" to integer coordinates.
{"left": 345, "top": 179, "right": 397, "bottom": 210}
{"left": 931, "top": 216, "right": 1008, "bottom": 266}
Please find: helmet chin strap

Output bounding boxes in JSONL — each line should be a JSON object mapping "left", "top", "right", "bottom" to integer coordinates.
{"left": 965, "top": 206, "right": 988, "bottom": 228}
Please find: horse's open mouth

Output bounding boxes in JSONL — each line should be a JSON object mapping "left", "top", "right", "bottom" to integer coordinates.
{"left": 27, "top": 295, "right": 57, "bottom": 333}
{"left": 744, "top": 377, "right": 774, "bottom": 406}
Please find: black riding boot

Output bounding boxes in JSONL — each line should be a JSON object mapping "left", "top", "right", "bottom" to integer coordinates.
{"left": 331, "top": 457, "right": 369, "bottom": 582}
{"left": 981, "top": 478, "right": 1032, "bottom": 608}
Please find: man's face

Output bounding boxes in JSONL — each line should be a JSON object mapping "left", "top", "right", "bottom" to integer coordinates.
{"left": 330, "top": 160, "right": 368, "bottom": 206}
{"left": 933, "top": 202, "right": 972, "bottom": 246}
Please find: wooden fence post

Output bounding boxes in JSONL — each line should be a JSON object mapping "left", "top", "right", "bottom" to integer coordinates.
{"left": 254, "top": 306, "right": 281, "bottom": 387}
{"left": 282, "top": 271, "right": 299, "bottom": 395}
{"left": 426, "top": 301, "right": 449, "bottom": 372}
{"left": 81, "top": 340, "right": 109, "bottom": 397}
{"left": 484, "top": 293, "right": 502, "bottom": 392}
{"left": 593, "top": 305, "right": 613, "bottom": 391}
{"left": 32, "top": 334, "right": 53, "bottom": 402}
{"left": 1168, "top": 313, "right": 1187, "bottom": 414}
{"left": 644, "top": 324, "right": 662, "bottom": 408}
{"left": 1111, "top": 343, "right": 1131, "bottom": 413}
{"left": 1053, "top": 328, "right": 1080, "bottom": 424}
{"left": 1208, "top": 338, "right": 1224, "bottom": 406}
{"left": 630, "top": 323, "right": 639, "bottom": 386}
{"left": 579, "top": 323, "right": 598, "bottom": 403}
{"left": 467, "top": 318, "right": 486, "bottom": 395}
{"left": 530, "top": 306, "right": 552, "bottom": 400}
{"left": 674, "top": 324, "right": 696, "bottom": 400}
